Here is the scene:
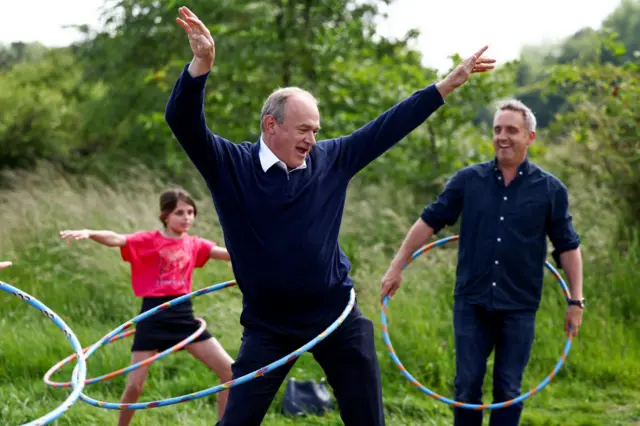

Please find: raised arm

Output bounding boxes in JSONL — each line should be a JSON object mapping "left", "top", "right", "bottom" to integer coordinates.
{"left": 59, "top": 230, "right": 126, "bottom": 248}
{"left": 330, "top": 46, "right": 495, "bottom": 178}
{"left": 165, "top": 7, "right": 233, "bottom": 184}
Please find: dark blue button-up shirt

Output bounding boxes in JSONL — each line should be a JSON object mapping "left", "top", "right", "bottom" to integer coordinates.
{"left": 420, "top": 158, "right": 580, "bottom": 311}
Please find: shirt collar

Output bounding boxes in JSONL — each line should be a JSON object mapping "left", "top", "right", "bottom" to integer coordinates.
{"left": 491, "top": 156, "right": 532, "bottom": 178}
{"left": 258, "top": 137, "right": 307, "bottom": 173}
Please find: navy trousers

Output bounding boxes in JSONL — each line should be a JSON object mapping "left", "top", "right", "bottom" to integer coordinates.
{"left": 215, "top": 304, "right": 385, "bottom": 425}
{"left": 453, "top": 299, "right": 537, "bottom": 426}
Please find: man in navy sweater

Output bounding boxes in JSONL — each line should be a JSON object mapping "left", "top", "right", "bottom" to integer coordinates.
{"left": 167, "top": 6, "right": 495, "bottom": 425}
{"left": 380, "top": 99, "right": 584, "bottom": 426}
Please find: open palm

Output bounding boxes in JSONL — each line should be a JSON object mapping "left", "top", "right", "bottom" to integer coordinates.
{"left": 176, "top": 7, "right": 215, "bottom": 65}
{"left": 447, "top": 45, "right": 496, "bottom": 88}
{"left": 59, "top": 230, "right": 91, "bottom": 241}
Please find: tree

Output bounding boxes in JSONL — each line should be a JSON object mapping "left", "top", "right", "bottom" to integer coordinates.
{"left": 543, "top": 57, "right": 640, "bottom": 235}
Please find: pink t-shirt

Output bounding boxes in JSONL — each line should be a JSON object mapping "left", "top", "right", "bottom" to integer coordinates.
{"left": 120, "top": 230, "right": 215, "bottom": 298}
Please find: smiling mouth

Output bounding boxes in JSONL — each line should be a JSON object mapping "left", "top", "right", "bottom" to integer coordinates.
{"left": 296, "top": 147, "right": 309, "bottom": 156}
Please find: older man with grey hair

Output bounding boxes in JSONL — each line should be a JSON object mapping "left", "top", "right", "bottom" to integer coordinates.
{"left": 165, "top": 6, "right": 496, "bottom": 425}
{"left": 381, "top": 99, "right": 584, "bottom": 426}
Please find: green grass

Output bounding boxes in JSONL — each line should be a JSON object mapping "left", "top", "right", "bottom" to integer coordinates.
{"left": 1, "top": 164, "right": 640, "bottom": 425}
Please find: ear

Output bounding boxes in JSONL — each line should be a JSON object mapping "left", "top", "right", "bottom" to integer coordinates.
{"left": 263, "top": 115, "right": 277, "bottom": 134}
{"left": 527, "top": 130, "right": 536, "bottom": 145}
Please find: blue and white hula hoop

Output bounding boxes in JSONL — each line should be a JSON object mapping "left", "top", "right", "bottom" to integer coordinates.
{"left": 66, "top": 280, "right": 355, "bottom": 411}
{"left": 1, "top": 281, "right": 87, "bottom": 425}
{"left": 381, "top": 235, "right": 573, "bottom": 410}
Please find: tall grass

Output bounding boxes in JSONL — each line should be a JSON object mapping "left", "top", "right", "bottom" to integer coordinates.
{"left": 1, "top": 162, "right": 639, "bottom": 425}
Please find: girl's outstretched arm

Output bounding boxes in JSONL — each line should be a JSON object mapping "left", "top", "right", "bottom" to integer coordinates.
{"left": 0, "top": 261, "right": 12, "bottom": 269}
{"left": 209, "top": 246, "right": 231, "bottom": 261}
{"left": 60, "top": 230, "right": 127, "bottom": 247}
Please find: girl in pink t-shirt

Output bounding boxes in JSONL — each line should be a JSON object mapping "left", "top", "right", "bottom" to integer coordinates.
{"left": 60, "top": 188, "right": 233, "bottom": 425}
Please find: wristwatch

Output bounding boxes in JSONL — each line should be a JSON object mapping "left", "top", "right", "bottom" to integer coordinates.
{"left": 567, "top": 298, "right": 586, "bottom": 309}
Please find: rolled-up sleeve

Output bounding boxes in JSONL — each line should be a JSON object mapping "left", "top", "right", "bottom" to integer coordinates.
{"left": 420, "top": 169, "right": 466, "bottom": 233}
{"left": 546, "top": 181, "right": 580, "bottom": 268}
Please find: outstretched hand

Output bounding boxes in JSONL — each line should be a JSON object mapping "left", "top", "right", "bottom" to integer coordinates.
{"left": 456, "top": 45, "right": 495, "bottom": 80}
{"left": 436, "top": 45, "right": 496, "bottom": 98}
{"left": 59, "top": 230, "right": 91, "bottom": 242}
{"left": 0, "top": 261, "right": 12, "bottom": 269}
{"left": 176, "top": 6, "right": 215, "bottom": 74}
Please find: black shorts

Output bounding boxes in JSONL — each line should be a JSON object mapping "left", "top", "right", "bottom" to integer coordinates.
{"left": 131, "top": 295, "right": 212, "bottom": 352}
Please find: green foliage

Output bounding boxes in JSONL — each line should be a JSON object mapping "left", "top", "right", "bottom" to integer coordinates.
{"left": 69, "top": 0, "right": 420, "bottom": 173}
{"left": 1, "top": 0, "right": 639, "bottom": 188}
{"left": 0, "top": 41, "right": 48, "bottom": 70}
{"left": 0, "top": 0, "right": 521, "bottom": 196}
{"left": 542, "top": 59, "right": 640, "bottom": 235}
{"left": 0, "top": 48, "right": 106, "bottom": 173}
{"left": 513, "top": 0, "right": 640, "bottom": 129}
{"left": 602, "top": 0, "right": 640, "bottom": 63}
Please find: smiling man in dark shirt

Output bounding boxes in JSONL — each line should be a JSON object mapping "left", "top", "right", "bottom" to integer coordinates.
{"left": 381, "top": 99, "right": 584, "bottom": 426}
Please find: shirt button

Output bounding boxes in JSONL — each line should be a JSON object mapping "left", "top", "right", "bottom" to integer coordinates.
{"left": 519, "top": 171, "right": 523, "bottom": 175}
{"left": 503, "top": 196, "right": 508, "bottom": 200}
{"left": 500, "top": 216, "right": 504, "bottom": 221}
{"left": 498, "top": 176, "right": 502, "bottom": 180}
{"left": 492, "top": 282, "right": 497, "bottom": 287}
{"left": 497, "top": 237, "right": 501, "bottom": 242}
{"left": 495, "top": 260, "right": 499, "bottom": 264}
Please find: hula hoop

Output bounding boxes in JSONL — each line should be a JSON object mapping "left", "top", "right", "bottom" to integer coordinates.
{"left": 0, "top": 281, "right": 87, "bottom": 426}
{"left": 381, "top": 234, "right": 573, "bottom": 410}
{"left": 43, "top": 317, "right": 207, "bottom": 388}
{"left": 64, "top": 280, "right": 355, "bottom": 411}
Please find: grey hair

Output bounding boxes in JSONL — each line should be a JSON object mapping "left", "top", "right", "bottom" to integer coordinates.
{"left": 260, "top": 87, "right": 318, "bottom": 133}
{"left": 494, "top": 99, "right": 537, "bottom": 132}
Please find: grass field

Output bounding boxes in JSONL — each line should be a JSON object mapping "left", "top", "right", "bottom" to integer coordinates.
{"left": 1, "top": 164, "right": 640, "bottom": 425}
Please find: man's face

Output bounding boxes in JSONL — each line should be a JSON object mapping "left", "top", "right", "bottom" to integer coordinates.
{"left": 492, "top": 109, "right": 535, "bottom": 167}
{"left": 265, "top": 94, "right": 320, "bottom": 169}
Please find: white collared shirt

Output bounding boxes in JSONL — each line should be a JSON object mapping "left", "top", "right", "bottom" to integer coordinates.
{"left": 258, "top": 137, "right": 307, "bottom": 174}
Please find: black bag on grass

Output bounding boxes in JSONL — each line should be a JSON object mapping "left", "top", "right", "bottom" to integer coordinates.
{"left": 282, "top": 378, "right": 334, "bottom": 416}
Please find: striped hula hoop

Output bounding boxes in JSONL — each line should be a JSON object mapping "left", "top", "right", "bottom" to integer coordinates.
{"left": 65, "top": 280, "right": 355, "bottom": 410}
{"left": 381, "top": 235, "right": 573, "bottom": 410}
{"left": 1, "top": 281, "right": 87, "bottom": 425}
{"left": 43, "top": 317, "right": 207, "bottom": 388}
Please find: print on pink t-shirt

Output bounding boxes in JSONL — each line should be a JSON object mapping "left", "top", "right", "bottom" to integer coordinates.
{"left": 120, "top": 230, "right": 215, "bottom": 298}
